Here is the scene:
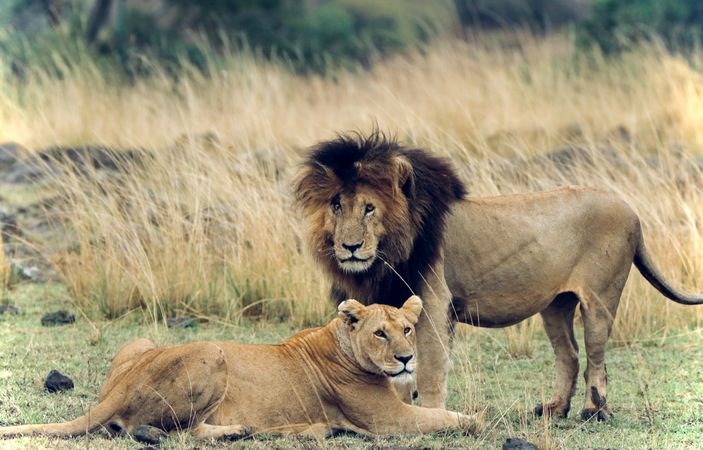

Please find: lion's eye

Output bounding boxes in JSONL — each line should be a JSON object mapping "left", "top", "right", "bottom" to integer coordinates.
{"left": 331, "top": 195, "right": 342, "bottom": 214}
{"left": 404, "top": 327, "right": 412, "bottom": 335}
{"left": 364, "top": 204, "right": 375, "bottom": 216}
{"left": 374, "top": 330, "right": 386, "bottom": 339}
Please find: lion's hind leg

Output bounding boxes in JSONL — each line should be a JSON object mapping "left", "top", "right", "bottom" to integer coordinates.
{"left": 576, "top": 265, "right": 630, "bottom": 422}
{"left": 579, "top": 288, "right": 619, "bottom": 422}
{"left": 534, "top": 292, "right": 579, "bottom": 419}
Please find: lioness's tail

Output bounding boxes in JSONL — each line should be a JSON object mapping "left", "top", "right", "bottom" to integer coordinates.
{"left": 0, "top": 396, "right": 117, "bottom": 438}
{"left": 634, "top": 229, "right": 703, "bottom": 305}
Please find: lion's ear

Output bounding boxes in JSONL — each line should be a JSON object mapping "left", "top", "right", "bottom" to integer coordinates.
{"left": 393, "top": 155, "right": 415, "bottom": 198}
{"left": 401, "top": 295, "right": 423, "bottom": 324}
{"left": 338, "top": 299, "right": 367, "bottom": 327}
{"left": 293, "top": 161, "right": 334, "bottom": 210}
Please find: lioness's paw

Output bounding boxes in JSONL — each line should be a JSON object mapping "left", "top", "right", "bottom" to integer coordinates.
{"left": 458, "top": 413, "right": 484, "bottom": 435}
{"left": 533, "top": 402, "right": 570, "bottom": 419}
{"left": 223, "top": 425, "right": 253, "bottom": 440}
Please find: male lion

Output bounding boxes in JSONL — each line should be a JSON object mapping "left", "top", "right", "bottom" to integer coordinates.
{"left": 294, "top": 131, "right": 703, "bottom": 421}
{"left": 0, "top": 296, "right": 481, "bottom": 441}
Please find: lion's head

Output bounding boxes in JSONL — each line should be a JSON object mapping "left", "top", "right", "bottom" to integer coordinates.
{"left": 294, "top": 131, "right": 466, "bottom": 306}
{"left": 337, "top": 295, "right": 422, "bottom": 383}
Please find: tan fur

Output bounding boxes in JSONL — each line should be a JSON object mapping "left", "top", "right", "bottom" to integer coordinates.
{"left": 307, "top": 167, "right": 702, "bottom": 419}
{"left": 0, "top": 297, "right": 482, "bottom": 441}
{"left": 443, "top": 186, "right": 671, "bottom": 420}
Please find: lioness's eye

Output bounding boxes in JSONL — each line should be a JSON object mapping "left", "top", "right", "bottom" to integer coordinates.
{"left": 404, "top": 327, "right": 412, "bottom": 335}
{"left": 331, "top": 195, "right": 342, "bottom": 214}
{"left": 364, "top": 204, "right": 375, "bottom": 215}
{"left": 374, "top": 330, "right": 386, "bottom": 339}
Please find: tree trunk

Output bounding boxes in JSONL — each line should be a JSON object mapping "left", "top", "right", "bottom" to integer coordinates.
{"left": 86, "top": 0, "right": 113, "bottom": 44}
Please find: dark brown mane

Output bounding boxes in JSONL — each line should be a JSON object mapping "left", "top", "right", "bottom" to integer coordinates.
{"left": 294, "top": 131, "right": 467, "bottom": 308}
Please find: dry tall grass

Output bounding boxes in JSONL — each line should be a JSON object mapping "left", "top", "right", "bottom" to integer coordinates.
{"left": 0, "top": 234, "right": 9, "bottom": 296}
{"left": 0, "top": 34, "right": 701, "bottom": 337}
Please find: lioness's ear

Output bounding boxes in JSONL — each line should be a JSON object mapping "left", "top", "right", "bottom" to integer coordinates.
{"left": 401, "top": 295, "right": 423, "bottom": 324}
{"left": 338, "top": 299, "right": 367, "bottom": 327}
{"left": 393, "top": 155, "right": 415, "bottom": 198}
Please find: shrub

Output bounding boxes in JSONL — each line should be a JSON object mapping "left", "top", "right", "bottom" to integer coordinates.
{"left": 578, "top": 0, "right": 703, "bottom": 53}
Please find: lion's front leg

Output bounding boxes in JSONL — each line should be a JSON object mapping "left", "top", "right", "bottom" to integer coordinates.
{"left": 415, "top": 264, "right": 453, "bottom": 409}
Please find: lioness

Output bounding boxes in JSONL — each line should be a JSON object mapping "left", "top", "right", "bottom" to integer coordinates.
{"left": 294, "top": 131, "right": 703, "bottom": 420}
{"left": 0, "top": 296, "right": 481, "bottom": 441}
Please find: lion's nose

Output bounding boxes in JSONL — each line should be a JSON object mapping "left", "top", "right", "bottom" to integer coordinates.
{"left": 342, "top": 241, "right": 363, "bottom": 253}
{"left": 395, "top": 354, "right": 413, "bottom": 365}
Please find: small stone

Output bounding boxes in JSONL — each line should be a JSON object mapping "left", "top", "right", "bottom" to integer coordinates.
{"left": 41, "top": 310, "right": 75, "bottom": 326}
{"left": 0, "top": 304, "right": 20, "bottom": 315}
{"left": 44, "top": 369, "right": 74, "bottom": 393}
{"left": 20, "top": 265, "right": 42, "bottom": 281}
{"left": 132, "top": 424, "right": 168, "bottom": 445}
{"left": 0, "top": 142, "right": 25, "bottom": 166}
{"left": 503, "top": 438, "right": 540, "bottom": 450}
{"left": 166, "top": 317, "right": 197, "bottom": 328}
{"left": 0, "top": 209, "right": 19, "bottom": 239}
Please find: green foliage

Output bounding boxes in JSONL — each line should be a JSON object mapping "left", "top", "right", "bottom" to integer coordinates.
{"left": 578, "top": 0, "right": 703, "bottom": 53}
{"left": 454, "top": 0, "right": 590, "bottom": 31}
{"left": 0, "top": 0, "right": 454, "bottom": 77}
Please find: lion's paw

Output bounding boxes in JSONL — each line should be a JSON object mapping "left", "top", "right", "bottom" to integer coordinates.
{"left": 579, "top": 407, "right": 612, "bottom": 422}
{"left": 533, "top": 402, "right": 570, "bottom": 419}
{"left": 132, "top": 425, "right": 168, "bottom": 445}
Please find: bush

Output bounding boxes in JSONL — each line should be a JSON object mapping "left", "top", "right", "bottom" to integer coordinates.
{"left": 454, "top": 0, "right": 591, "bottom": 31}
{"left": 578, "top": 0, "right": 703, "bottom": 53}
{"left": 0, "top": 0, "right": 454, "bottom": 76}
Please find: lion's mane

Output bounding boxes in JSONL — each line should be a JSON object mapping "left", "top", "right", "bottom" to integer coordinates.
{"left": 295, "top": 131, "right": 467, "bottom": 307}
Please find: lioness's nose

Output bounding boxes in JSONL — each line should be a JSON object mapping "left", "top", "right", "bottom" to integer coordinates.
{"left": 342, "top": 241, "right": 363, "bottom": 253}
{"left": 395, "top": 354, "right": 413, "bottom": 365}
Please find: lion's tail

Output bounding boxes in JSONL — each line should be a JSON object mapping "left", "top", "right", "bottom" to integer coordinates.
{"left": 0, "top": 396, "right": 118, "bottom": 438}
{"left": 634, "top": 227, "right": 703, "bottom": 305}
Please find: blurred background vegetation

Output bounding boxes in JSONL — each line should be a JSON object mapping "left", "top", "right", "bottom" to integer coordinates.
{"left": 2, "top": 0, "right": 702, "bottom": 78}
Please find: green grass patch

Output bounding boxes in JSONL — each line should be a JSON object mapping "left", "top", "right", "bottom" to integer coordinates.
{"left": 1, "top": 283, "right": 702, "bottom": 449}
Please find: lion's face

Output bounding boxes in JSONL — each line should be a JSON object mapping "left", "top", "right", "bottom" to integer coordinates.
{"left": 338, "top": 296, "right": 422, "bottom": 384}
{"left": 295, "top": 132, "right": 466, "bottom": 290}
{"left": 329, "top": 186, "right": 388, "bottom": 273}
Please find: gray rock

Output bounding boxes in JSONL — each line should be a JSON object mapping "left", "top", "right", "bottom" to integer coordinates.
{"left": 0, "top": 304, "right": 20, "bottom": 315}
{"left": 20, "top": 265, "right": 43, "bottom": 281}
{"left": 0, "top": 145, "right": 143, "bottom": 184}
{"left": 503, "top": 437, "right": 539, "bottom": 450}
{"left": 44, "top": 369, "right": 74, "bottom": 393}
{"left": 35, "top": 145, "right": 143, "bottom": 171}
{"left": 166, "top": 317, "right": 197, "bottom": 328}
{"left": 0, "top": 209, "right": 19, "bottom": 239}
{"left": 0, "top": 142, "right": 27, "bottom": 167}
{"left": 41, "top": 310, "right": 75, "bottom": 326}
{"left": 0, "top": 159, "right": 55, "bottom": 184}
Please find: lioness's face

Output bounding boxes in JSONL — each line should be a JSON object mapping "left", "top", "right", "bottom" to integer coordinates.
{"left": 329, "top": 186, "right": 386, "bottom": 273}
{"left": 338, "top": 296, "right": 422, "bottom": 384}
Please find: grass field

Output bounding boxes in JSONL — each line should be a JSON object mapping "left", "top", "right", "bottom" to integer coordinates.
{"left": 1, "top": 33, "right": 703, "bottom": 448}
{"left": 0, "top": 284, "right": 701, "bottom": 449}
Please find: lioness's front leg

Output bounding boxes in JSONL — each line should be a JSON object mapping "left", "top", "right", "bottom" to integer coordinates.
{"left": 415, "top": 261, "right": 453, "bottom": 408}
{"left": 370, "top": 404, "right": 482, "bottom": 435}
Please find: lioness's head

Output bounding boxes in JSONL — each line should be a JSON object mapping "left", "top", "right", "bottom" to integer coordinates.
{"left": 337, "top": 295, "right": 422, "bottom": 383}
{"left": 295, "top": 132, "right": 465, "bottom": 278}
